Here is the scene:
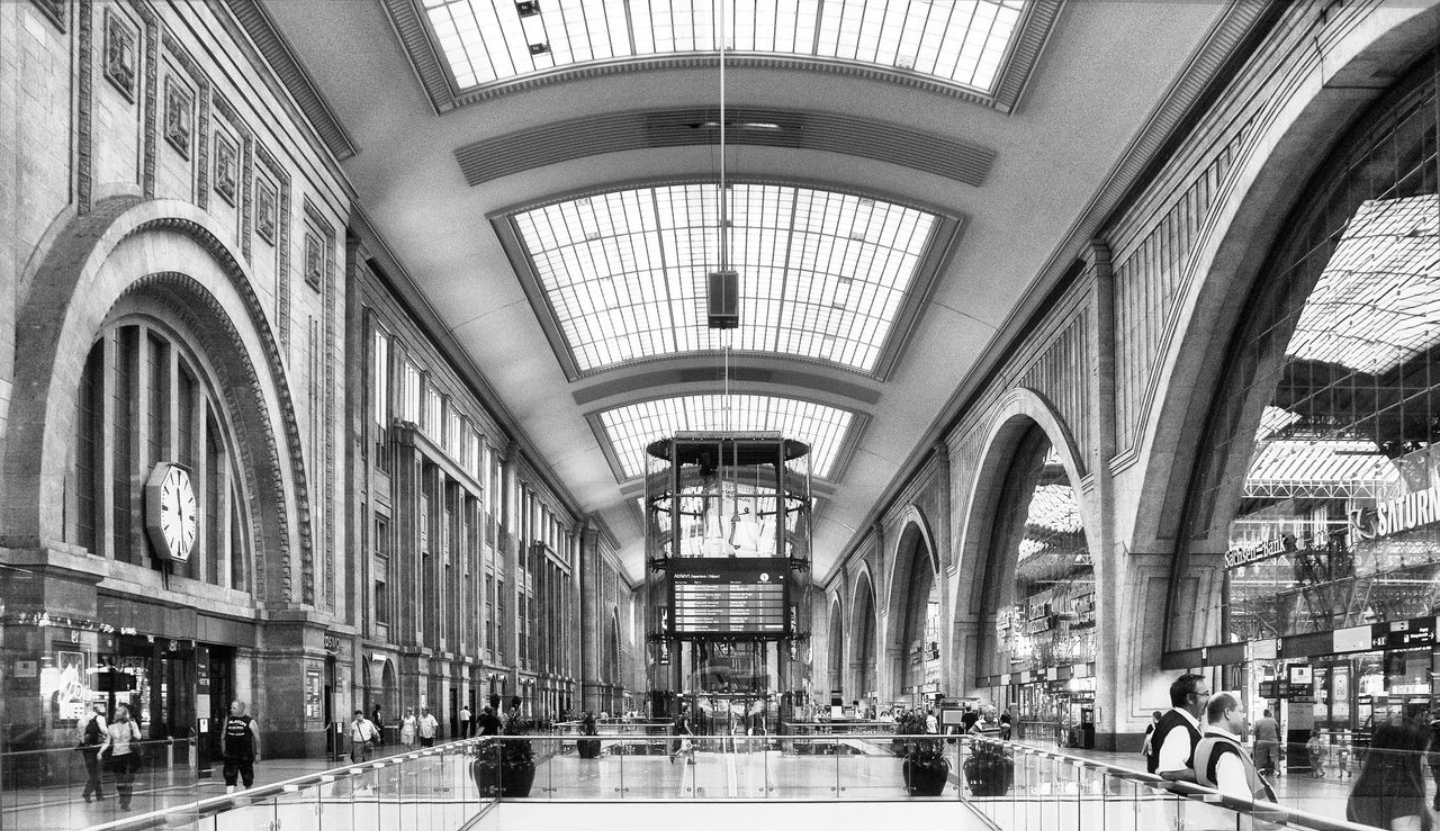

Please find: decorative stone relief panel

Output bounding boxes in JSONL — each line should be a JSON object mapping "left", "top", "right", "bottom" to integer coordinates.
{"left": 103, "top": 9, "right": 137, "bottom": 101}
{"left": 159, "top": 29, "right": 209, "bottom": 209}
{"left": 303, "top": 230, "right": 323, "bottom": 292}
{"left": 163, "top": 75, "right": 193, "bottom": 158}
{"left": 255, "top": 144, "right": 291, "bottom": 352}
{"left": 256, "top": 178, "right": 278, "bottom": 243}
{"left": 213, "top": 130, "right": 237, "bottom": 204}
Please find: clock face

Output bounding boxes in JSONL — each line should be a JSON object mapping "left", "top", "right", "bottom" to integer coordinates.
{"left": 146, "top": 463, "right": 197, "bottom": 562}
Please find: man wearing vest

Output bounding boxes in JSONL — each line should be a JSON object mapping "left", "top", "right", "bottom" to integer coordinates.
{"left": 221, "top": 699, "right": 262, "bottom": 794}
{"left": 1150, "top": 673, "right": 1210, "bottom": 781}
{"left": 1195, "top": 692, "right": 1282, "bottom": 826}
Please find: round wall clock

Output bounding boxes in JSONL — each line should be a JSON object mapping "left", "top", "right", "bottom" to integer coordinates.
{"left": 145, "top": 462, "right": 197, "bottom": 562}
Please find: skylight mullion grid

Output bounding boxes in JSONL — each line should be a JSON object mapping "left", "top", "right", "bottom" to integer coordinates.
{"left": 514, "top": 182, "right": 935, "bottom": 375}
{"left": 424, "top": 1, "right": 1027, "bottom": 95}
{"left": 599, "top": 394, "right": 854, "bottom": 479}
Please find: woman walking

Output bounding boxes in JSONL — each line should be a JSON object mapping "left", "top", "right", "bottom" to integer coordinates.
{"left": 400, "top": 707, "right": 418, "bottom": 749}
{"left": 1347, "top": 718, "right": 1434, "bottom": 831}
{"left": 98, "top": 704, "right": 142, "bottom": 811}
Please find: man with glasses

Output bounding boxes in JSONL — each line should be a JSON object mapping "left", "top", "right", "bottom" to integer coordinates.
{"left": 1149, "top": 673, "right": 1210, "bottom": 782}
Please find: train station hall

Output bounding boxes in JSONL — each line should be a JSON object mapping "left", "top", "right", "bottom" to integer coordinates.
{"left": 3, "top": 1, "right": 1440, "bottom": 829}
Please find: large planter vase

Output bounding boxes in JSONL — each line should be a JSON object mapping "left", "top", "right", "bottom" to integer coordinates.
{"left": 577, "top": 738, "right": 602, "bottom": 759}
{"left": 501, "top": 762, "right": 536, "bottom": 798}
{"left": 963, "top": 752, "right": 1013, "bottom": 797}
{"left": 469, "top": 754, "right": 500, "bottom": 798}
{"left": 903, "top": 755, "right": 950, "bottom": 796}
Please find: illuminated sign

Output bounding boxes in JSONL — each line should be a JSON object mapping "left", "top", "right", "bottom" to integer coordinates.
{"left": 1224, "top": 535, "right": 1302, "bottom": 569}
{"left": 669, "top": 558, "right": 789, "bottom": 636}
{"left": 1374, "top": 485, "right": 1440, "bottom": 539}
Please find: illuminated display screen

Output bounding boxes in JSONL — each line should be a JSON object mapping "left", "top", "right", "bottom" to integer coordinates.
{"left": 670, "top": 558, "right": 789, "bottom": 636}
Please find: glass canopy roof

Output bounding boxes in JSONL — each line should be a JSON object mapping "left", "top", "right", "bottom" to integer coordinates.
{"left": 600, "top": 394, "right": 853, "bottom": 479}
{"left": 422, "top": 0, "right": 1027, "bottom": 93}
{"left": 1287, "top": 196, "right": 1440, "bottom": 375}
{"left": 512, "top": 182, "right": 938, "bottom": 375}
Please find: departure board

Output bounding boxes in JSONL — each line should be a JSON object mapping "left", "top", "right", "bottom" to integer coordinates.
{"left": 669, "top": 558, "right": 789, "bottom": 636}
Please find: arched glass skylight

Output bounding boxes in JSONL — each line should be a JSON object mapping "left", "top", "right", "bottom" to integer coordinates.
{"left": 422, "top": 0, "right": 1027, "bottom": 94}
{"left": 512, "top": 182, "right": 938, "bottom": 375}
{"left": 600, "top": 394, "right": 853, "bottom": 479}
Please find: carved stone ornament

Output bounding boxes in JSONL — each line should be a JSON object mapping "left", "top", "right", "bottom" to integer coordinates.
{"left": 164, "top": 76, "right": 193, "bottom": 158}
{"left": 304, "top": 230, "right": 323, "bottom": 289}
{"left": 215, "top": 132, "right": 238, "bottom": 205}
{"left": 257, "top": 177, "right": 278, "bottom": 244}
{"left": 103, "top": 9, "right": 137, "bottom": 100}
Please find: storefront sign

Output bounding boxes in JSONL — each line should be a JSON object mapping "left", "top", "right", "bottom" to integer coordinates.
{"left": 1372, "top": 484, "right": 1440, "bottom": 539}
{"left": 1224, "top": 535, "right": 1303, "bottom": 569}
{"left": 1370, "top": 617, "right": 1436, "bottom": 650}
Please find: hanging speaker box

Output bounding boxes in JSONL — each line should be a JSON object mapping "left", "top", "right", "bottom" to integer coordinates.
{"left": 707, "top": 270, "right": 739, "bottom": 329}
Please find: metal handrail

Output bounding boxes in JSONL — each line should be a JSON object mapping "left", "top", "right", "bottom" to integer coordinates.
{"left": 78, "top": 736, "right": 500, "bottom": 831}
{"left": 971, "top": 737, "right": 1378, "bottom": 831}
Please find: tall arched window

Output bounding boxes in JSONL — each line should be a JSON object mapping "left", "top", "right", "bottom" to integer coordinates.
{"left": 827, "top": 602, "right": 845, "bottom": 698}
{"left": 855, "top": 579, "right": 878, "bottom": 700}
{"left": 69, "top": 320, "right": 251, "bottom": 590}
{"left": 990, "top": 425, "right": 1094, "bottom": 672}
{"left": 1172, "top": 56, "right": 1440, "bottom": 732}
{"left": 898, "top": 532, "right": 941, "bottom": 701}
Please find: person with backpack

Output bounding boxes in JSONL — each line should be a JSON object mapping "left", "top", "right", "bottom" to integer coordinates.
{"left": 220, "top": 699, "right": 262, "bottom": 794}
{"left": 77, "top": 702, "right": 108, "bottom": 802}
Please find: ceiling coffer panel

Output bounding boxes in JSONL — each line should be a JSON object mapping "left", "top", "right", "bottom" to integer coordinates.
{"left": 456, "top": 107, "right": 995, "bottom": 187}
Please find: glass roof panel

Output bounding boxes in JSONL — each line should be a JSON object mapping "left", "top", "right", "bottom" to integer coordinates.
{"left": 600, "top": 394, "right": 854, "bottom": 479}
{"left": 1287, "top": 196, "right": 1440, "bottom": 375}
{"left": 512, "top": 183, "right": 938, "bottom": 375}
{"left": 422, "top": 0, "right": 1027, "bottom": 93}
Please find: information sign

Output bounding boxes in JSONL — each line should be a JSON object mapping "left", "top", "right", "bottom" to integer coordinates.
{"left": 669, "top": 558, "right": 789, "bottom": 636}
{"left": 1370, "top": 617, "right": 1437, "bottom": 650}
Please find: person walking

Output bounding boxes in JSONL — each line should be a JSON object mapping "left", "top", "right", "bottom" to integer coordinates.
{"left": 969, "top": 704, "right": 1002, "bottom": 738}
{"left": 459, "top": 703, "right": 472, "bottom": 739}
{"left": 1194, "top": 693, "right": 1277, "bottom": 803}
{"left": 417, "top": 705, "right": 438, "bottom": 747}
{"left": 1253, "top": 708, "right": 1282, "bottom": 777}
{"left": 1141, "top": 711, "right": 1162, "bottom": 770}
{"left": 1428, "top": 714, "right": 1440, "bottom": 809}
{"left": 399, "top": 707, "right": 418, "bottom": 749}
{"left": 1151, "top": 673, "right": 1210, "bottom": 782}
{"left": 477, "top": 701, "right": 501, "bottom": 736}
{"left": 1306, "top": 732, "right": 1328, "bottom": 779}
{"left": 349, "top": 709, "right": 379, "bottom": 764}
{"left": 1347, "top": 718, "right": 1435, "bottom": 831}
{"left": 98, "top": 703, "right": 142, "bottom": 811}
{"left": 77, "top": 702, "right": 108, "bottom": 803}
{"left": 220, "top": 699, "right": 262, "bottom": 794}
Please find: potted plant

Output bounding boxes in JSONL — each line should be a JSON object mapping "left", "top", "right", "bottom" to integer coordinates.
{"left": 962, "top": 734, "right": 1014, "bottom": 797}
{"left": 895, "top": 710, "right": 950, "bottom": 796}
{"left": 577, "top": 711, "right": 602, "bottom": 759}
{"left": 499, "top": 697, "right": 536, "bottom": 798}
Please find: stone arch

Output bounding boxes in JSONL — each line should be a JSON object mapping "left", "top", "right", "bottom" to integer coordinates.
{"left": 949, "top": 388, "right": 1091, "bottom": 691}
{"left": 885, "top": 506, "right": 943, "bottom": 702}
{"left": 826, "top": 593, "right": 845, "bottom": 700}
{"left": 1126, "top": 5, "right": 1440, "bottom": 552}
{"left": 848, "top": 564, "right": 879, "bottom": 703}
{"left": 4, "top": 197, "right": 311, "bottom": 605}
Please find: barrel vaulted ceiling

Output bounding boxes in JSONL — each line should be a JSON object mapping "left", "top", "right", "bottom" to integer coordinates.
{"left": 265, "top": 0, "right": 1242, "bottom": 582}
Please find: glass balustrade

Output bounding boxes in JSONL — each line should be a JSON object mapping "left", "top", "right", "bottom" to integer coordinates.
{"left": 0, "top": 731, "right": 1400, "bottom": 830}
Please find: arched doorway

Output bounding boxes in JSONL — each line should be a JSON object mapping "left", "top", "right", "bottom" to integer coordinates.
{"left": 981, "top": 422, "right": 1093, "bottom": 745}
{"left": 851, "top": 572, "right": 878, "bottom": 709}
{"left": 894, "top": 520, "right": 941, "bottom": 709}
{"left": 826, "top": 597, "right": 845, "bottom": 707}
